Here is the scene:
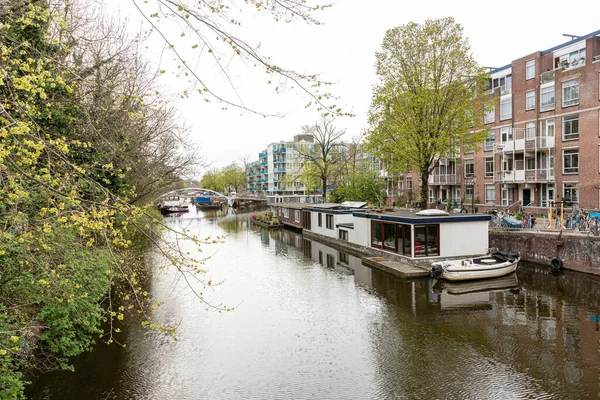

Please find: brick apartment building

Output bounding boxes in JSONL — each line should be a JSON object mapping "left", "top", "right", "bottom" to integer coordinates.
{"left": 397, "top": 30, "right": 600, "bottom": 211}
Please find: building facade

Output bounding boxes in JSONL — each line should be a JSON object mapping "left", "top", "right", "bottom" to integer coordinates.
{"left": 389, "top": 30, "right": 600, "bottom": 211}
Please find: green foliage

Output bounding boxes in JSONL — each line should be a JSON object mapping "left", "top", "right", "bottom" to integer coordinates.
{"left": 335, "top": 171, "right": 387, "bottom": 205}
{"left": 366, "top": 17, "right": 490, "bottom": 208}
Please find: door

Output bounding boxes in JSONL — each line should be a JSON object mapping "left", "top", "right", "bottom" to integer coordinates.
{"left": 523, "top": 189, "right": 531, "bottom": 207}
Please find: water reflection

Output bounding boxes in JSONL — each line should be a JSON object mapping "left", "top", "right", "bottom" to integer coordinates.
{"left": 28, "top": 212, "right": 600, "bottom": 399}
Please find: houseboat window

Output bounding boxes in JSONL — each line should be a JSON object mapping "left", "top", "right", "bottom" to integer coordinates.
{"left": 383, "top": 223, "right": 397, "bottom": 251}
{"left": 371, "top": 222, "right": 383, "bottom": 247}
{"left": 294, "top": 210, "right": 300, "bottom": 222}
{"left": 427, "top": 225, "right": 439, "bottom": 256}
{"left": 339, "top": 229, "right": 348, "bottom": 241}
{"left": 414, "top": 226, "right": 426, "bottom": 257}
{"left": 318, "top": 213, "right": 322, "bottom": 227}
{"left": 401, "top": 225, "right": 411, "bottom": 256}
{"left": 326, "top": 214, "right": 334, "bottom": 229}
{"left": 339, "top": 251, "right": 349, "bottom": 264}
{"left": 414, "top": 225, "right": 439, "bottom": 257}
{"left": 283, "top": 208, "right": 289, "bottom": 218}
{"left": 318, "top": 250, "right": 323, "bottom": 265}
{"left": 302, "top": 211, "right": 311, "bottom": 230}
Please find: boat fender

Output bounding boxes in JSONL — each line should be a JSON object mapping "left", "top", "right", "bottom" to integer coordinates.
{"left": 551, "top": 257, "right": 563, "bottom": 270}
{"left": 431, "top": 264, "right": 443, "bottom": 278}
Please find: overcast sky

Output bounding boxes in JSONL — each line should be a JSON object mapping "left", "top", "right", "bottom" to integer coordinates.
{"left": 109, "top": 0, "right": 600, "bottom": 172}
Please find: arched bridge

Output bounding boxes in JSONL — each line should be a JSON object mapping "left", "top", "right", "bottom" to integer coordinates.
{"left": 157, "top": 188, "right": 266, "bottom": 208}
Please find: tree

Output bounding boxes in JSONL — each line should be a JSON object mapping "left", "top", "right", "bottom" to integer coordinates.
{"left": 366, "top": 17, "right": 489, "bottom": 209}
{"left": 221, "top": 163, "right": 245, "bottom": 194}
{"left": 335, "top": 170, "right": 387, "bottom": 205}
{"left": 294, "top": 115, "right": 348, "bottom": 200}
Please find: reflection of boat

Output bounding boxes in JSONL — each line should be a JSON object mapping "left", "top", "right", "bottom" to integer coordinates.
{"left": 195, "top": 196, "right": 223, "bottom": 210}
{"left": 439, "top": 273, "right": 519, "bottom": 295}
{"left": 431, "top": 250, "right": 520, "bottom": 281}
{"left": 160, "top": 205, "right": 189, "bottom": 215}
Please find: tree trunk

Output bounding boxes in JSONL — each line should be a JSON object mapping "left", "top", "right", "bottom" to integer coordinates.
{"left": 420, "top": 169, "right": 429, "bottom": 210}
{"left": 322, "top": 176, "right": 327, "bottom": 201}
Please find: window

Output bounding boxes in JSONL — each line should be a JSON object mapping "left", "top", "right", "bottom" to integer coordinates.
{"left": 339, "top": 229, "right": 348, "bottom": 241}
{"left": 326, "top": 214, "right": 333, "bottom": 229}
{"left": 465, "top": 185, "right": 474, "bottom": 201}
{"left": 414, "top": 225, "right": 439, "bottom": 257}
{"left": 464, "top": 159, "right": 474, "bottom": 177}
{"left": 383, "top": 223, "right": 396, "bottom": 251}
{"left": 541, "top": 118, "right": 555, "bottom": 137}
{"left": 371, "top": 222, "right": 382, "bottom": 247}
{"left": 500, "top": 97, "right": 512, "bottom": 120}
{"left": 463, "top": 143, "right": 475, "bottom": 154}
{"left": 318, "top": 250, "right": 323, "bottom": 265}
{"left": 484, "top": 130, "right": 495, "bottom": 151}
{"left": 484, "top": 106, "right": 495, "bottom": 124}
{"left": 563, "top": 183, "right": 579, "bottom": 207}
{"left": 526, "top": 122, "right": 536, "bottom": 139}
{"left": 563, "top": 80, "right": 579, "bottom": 107}
{"left": 485, "top": 157, "right": 494, "bottom": 177}
{"left": 294, "top": 210, "right": 300, "bottom": 222}
{"left": 526, "top": 158, "right": 535, "bottom": 170}
{"left": 283, "top": 208, "right": 289, "bottom": 218}
{"left": 540, "top": 85, "right": 555, "bottom": 112}
{"left": 563, "top": 114, "right": 579, "bottom": 140}
{"left": 501, "top": 127, "right": 513, "bottom": 142}
{"left": 526, "top": 60, "right": 535, "bottom": 80}
{"left": 563, "top": 149, "right": 579, "bottom": 174}
{"left": 406, "top": 177, "right": 413, "bottom": 190}
{"left": 318, "top": 213, "right": 322, "bottom": 227}
{"left": 526, "top": 90, "right": 535, "bottom": 110}
{"left": 485, "top": 184, "right": 496, "bottom": 205}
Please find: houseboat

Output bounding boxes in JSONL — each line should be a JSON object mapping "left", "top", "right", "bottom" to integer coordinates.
{"left": 301, "top": 205, "right": 492, "bottom": 266}
{"left": 269, "top": 202, "right": 308, "bottom": 230}
{"left": 195, "top": 196, "right": 223, "bottom": 210}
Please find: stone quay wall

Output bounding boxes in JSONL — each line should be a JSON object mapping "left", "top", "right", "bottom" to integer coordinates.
{"left": 489, "top": 229, "right": 600, "bottom": 275}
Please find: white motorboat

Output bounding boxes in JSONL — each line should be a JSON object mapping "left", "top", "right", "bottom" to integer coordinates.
{"left": 431, "top": 250, "right": 520, "bottom": 281}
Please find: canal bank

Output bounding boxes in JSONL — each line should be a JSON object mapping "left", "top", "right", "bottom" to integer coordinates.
{"left": 490, "top": 229, "right": 600, "bottom": 275}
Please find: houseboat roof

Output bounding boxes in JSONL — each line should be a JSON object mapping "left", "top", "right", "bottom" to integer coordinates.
{"left": 353, "top": 209, "right": 491, "bottom": 224}
{"left": 270, "top": 202, "right": 306, "bottom": 210}
{"left": 340, "top": 201, "right": 367, "bottom": 208}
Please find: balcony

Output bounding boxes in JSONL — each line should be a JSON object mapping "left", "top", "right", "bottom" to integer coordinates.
{"left": 428, "top": 174, "right": 461, "bottom": 186}
{"left": 524, "top": 135, "right": 555, "bottom": 151}
{"left": 500, "top": 84, "right": 512, "bottom": 96}
{"left": 540, "top": 70, "right": 555, "bottom": 84}
{"left": 495, "top": 168, "right": 554, "bottom": 184}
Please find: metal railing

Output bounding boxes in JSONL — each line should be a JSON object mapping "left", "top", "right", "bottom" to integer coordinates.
{"left": 540, "top": 70, "right": 555, "bottom": 84}
{"left": 428, "top": 174, "right": 461, "bottom": 185}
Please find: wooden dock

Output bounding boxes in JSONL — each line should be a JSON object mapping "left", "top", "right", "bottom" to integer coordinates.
{"left": 362, "top": 256, "right": 430, "bottom": 279}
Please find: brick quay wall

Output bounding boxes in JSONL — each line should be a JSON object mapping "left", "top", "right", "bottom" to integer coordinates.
{"left": 489, "top": 229, "right": 600, "bottom": 275}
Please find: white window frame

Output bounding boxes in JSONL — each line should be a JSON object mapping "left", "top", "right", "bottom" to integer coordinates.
{"left": 563, "top": 182, "right": 579, "bottom": 207}
{"left": 526, "top": 90, "right": 535, "bottom": 110}
{"left": 485, "top": 184, "right": 496, "bottom": 205}
{"left": 526, "top": 60, "right": 535, "bottom": 80}
{"left": 562, "top": 79, "right": 579, "bottom": 107}
{"left": 464, "top": 159, "right": 474, "bottom": 178}
{"left": 406, "top": 177, "right": 413, "bottom": 190}
{"left": 526, "top": 122, "right": 536, "bottom": 140}
{"left": 500, "top": 97, "right": 512, "bottom": 120}
{"left": 484, "top": 106, "right": 495, "bottom": 124}
{"left": 526, "top": 158, "right": 535, "bottom": 170}
{"left": 485, "top": 157, "right": 494, "bottom": 178}
{"left": 563, "top": 114, "right": 579, "bottom": 141}
{"left": 540, "top": 85, "right": 555, "bottom": 112}
{"left": 484, "top": 130, "right": 495, "bottom": 151}
{"left": 501, "top": 127, "right": 513, "bottom": 142}
{"left": 562, "top": 148, "right": 579, "bottom": 174}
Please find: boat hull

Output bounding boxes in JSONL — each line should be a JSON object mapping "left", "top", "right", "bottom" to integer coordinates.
{"left": 442, "top": 261, "right": 518, "bottom": 281}
{"left": 432, "top": 252, "right": 520, "bottom": 282}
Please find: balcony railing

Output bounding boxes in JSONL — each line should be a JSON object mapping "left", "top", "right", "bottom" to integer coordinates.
{"left": 500, "top": 84, "right": 512, "bottom": 96}
{"left": 540, "top": 70, "right": 555, "bottom": 84}
{"left": 428, "top": 174, "right": 461, "bottom": 185}
{"left": 495, "top": 168, "right": 554, "bottom": 183}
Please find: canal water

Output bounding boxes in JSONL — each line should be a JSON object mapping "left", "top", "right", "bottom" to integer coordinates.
{"left": 29, "top": 209, "right": 600, "bottom": 399}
